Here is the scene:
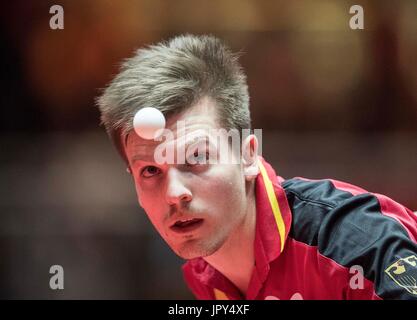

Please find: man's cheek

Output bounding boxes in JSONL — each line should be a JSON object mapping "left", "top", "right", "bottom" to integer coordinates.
{"left": 137, "top": 194, "right": 144, "bottom": 207}
{"left": 132, "top": 178, "right": 142, "bottom": 201}
{"left": 140, "top": 196, "right": 164, "bottom": 219}
{"left": 134, "top": 184, "right": 153, "bottom": 208}
{"left": 137, "top": 191, "right": 156, "bottom": 212}
{"left": 138, "top": 194, "right": 154, "bottom": 211}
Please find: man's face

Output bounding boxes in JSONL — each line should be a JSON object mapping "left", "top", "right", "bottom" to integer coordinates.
{"left": 125, "top": 98, "right": 250, "bottom": 259}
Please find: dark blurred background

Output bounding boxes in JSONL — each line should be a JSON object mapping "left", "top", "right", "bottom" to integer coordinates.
{"left": 0, "top": 0, "right": 416, "bottom": 299}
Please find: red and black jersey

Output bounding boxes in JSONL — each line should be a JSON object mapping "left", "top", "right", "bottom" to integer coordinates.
{"left": 182, "top": 158, "right": 417, "bottom": 300}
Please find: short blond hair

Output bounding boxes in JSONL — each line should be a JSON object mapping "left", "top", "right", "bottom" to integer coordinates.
{"left": 96, "top": 34, "right": 250, "bottom": 162}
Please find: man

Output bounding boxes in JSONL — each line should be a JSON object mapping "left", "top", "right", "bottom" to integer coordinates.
{"left": 97, "top": 34, "right": 417, "bottom": 300}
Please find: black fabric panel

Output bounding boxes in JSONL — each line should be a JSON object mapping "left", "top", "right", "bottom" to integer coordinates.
{"left": 283, "top": 178, "right": 352, "bottom": 246}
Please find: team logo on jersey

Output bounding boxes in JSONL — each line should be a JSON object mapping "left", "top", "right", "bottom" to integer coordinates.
{"left": 385, "top": 255, "right": 417, "bottom": 295}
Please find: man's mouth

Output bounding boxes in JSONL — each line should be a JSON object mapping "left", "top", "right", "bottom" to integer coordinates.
{"left": 170, "top": 218, "right": 204, "bottom": 234}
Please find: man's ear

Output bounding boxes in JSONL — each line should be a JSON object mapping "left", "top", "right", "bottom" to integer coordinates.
{"left": 242, "top": 134, "right": 259, "bottom": 181}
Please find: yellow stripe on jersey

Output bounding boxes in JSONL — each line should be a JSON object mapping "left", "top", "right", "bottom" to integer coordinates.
{"left": 258, "top": 161, "right": 286, "bottom": 253}
{"left": 213, "top": 162, "right": 285, "bottom": 300}
{"left": 214, "top": 288, "right": 229, "bottom": 300}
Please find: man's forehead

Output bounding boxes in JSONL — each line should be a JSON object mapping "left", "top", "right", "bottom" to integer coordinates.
{"left": 165, "top": 97, "right": 220, "bottom": 130}
{"left": 126, "top": 128, "right": 213, "bottom": 152}
{"left": 126, "top": 98, "right": 221, "bottom": 154}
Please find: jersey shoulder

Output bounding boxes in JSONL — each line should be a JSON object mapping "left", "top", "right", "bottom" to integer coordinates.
{"left": 282, "top": 177, "right": 417, "bottom": 299}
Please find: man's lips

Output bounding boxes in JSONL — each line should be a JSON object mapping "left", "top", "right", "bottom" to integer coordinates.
{"left": 170, "top": 218, "right": 204, "bottom": 234}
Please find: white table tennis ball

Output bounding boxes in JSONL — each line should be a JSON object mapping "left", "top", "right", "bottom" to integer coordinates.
{"left": 133, "top": 107, "right": 166, "bottom": 140}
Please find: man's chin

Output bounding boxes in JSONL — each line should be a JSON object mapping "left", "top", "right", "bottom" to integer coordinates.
{"left": 172, "top": 239, "right": 222, "bottom": 260}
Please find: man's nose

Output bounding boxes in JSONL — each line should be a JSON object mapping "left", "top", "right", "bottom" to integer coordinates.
{"left": 164, "top": 167, "right": 192, "bottom": 205}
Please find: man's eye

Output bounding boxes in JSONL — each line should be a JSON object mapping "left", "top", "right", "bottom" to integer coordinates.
{"left": 187, "top": 151, "right": 209, "bottom": 165}
{"left": 141, "top": 166, "right": 161, "bottom": 178}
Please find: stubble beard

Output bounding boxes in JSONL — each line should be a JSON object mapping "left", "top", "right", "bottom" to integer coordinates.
{"left": 172, "top": 228, "right": 229, "bottom": 260}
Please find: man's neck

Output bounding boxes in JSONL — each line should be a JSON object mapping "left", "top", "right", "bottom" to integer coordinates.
{"left": 203, "top": 183, "right": 257, "bottom": 297}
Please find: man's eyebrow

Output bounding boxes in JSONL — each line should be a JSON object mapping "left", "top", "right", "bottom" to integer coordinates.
{"left": 130, "top": 134, "right": 216, "bottom": 164}
{"left": 131, "top": 154, "right": 155, "bottom": 164}
{"left": 184, "top": 135, "right": 211, "bottom": 148}
{"left": 183, "top": 134, "right": 219, "bottom": 153}
{"left": 129, "top": 141, "right": 160, "bottom": 164}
